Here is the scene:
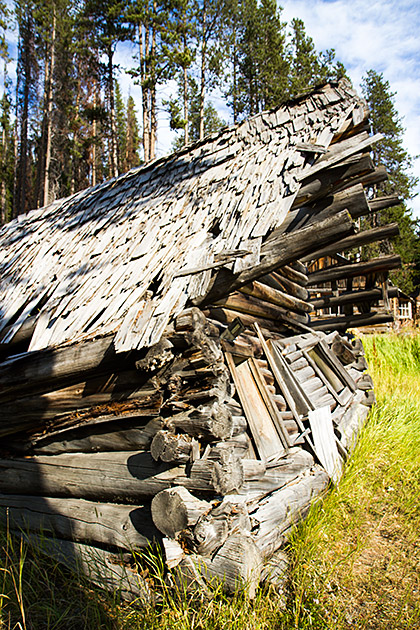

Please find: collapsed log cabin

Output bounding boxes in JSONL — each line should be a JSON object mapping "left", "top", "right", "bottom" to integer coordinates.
{"left": 0, "top": 79, "right": 399, "bottom": 600}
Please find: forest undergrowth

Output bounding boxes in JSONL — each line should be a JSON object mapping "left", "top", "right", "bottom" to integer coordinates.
{"left": 1, "top": 332, "right": 419, "bottom": 630}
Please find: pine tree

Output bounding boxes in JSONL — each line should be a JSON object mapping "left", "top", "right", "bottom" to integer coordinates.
{"left": 123, "top": 95, "right": 141, "bottom": 170}
{"left": 170, "top": 77, "right": 225, "bottom": 149}
{"left": 231, "top": 0, "right": 288, "bottom": 118}
{"left": 0, "top": 1, "right": 14, "bottom": 223}
{"left": 361, "top": 70, "right": 420, "bottom": 293}
{"left": 287, "top": 19, "right": 346, "bottom": 97}
{"left": 73, "top": 2, "right": 106, "bottom": 190}
{"left": 128, "top": 0, "right": 180, "bottom": 162}
{"left": 14, "top": 0, "right": 39, "bottom": 216}
{"left": 170, "top": 0, "right": 196, "bottom": 145}
{"left": 115, "top": 81, "right": 126, "bottom": 172}
{"left": 84, "top": 0, "right": 132, "bottom": 177}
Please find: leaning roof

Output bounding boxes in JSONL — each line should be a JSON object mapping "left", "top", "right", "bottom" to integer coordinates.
{"left": 0, "top": 80, "right": 365, "bottom": 353}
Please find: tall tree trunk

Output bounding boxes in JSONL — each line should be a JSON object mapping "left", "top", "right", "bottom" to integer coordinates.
{"left": 139, "top": 23, "right": 150, "bottom": 163}
{"left": 149, "top": 3, "right": 157, "bottom": 161}
{"left": 15, "top": 37, "right": 30, "bottom": 217}
{"left": 1, "top": 126, "right": 6, "bottom": 224}
{"left": 108, "top": 46, "right": 118, "bottom": 178}
{"left": 91, "top": 84, "right": 97, "bottom": 187}
{"left": 12, "top": 51, "right": 20, "bottom": 219}
{"left": 199, "top": 1, "right": 207, "bottom": 140}
{"left": 1, "top": 61, "right": 7, "bottom": 223}
{"left": 42, "top": 11, "right": 56, "bottom": 207}
{"left": 183, "top": 63, "right": 189, "bottom": 145}
{"left": 232, "top": 22, "right": 238, "bottom": 124}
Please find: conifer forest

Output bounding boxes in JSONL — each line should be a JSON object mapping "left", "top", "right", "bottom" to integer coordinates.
{"left": 0, "top": 0, "right": 419, "bottom": 291}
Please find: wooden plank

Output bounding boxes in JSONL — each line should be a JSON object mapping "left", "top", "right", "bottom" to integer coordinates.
{"left": 316, "top": 340, "right": 357, "bottom": 392}
{"left": 302, "top": 349, "right": 349, "bottom": 406}
{"left": 296, "top": 133, "right": 383, "bottom": 181}
{"left": 303, "top": 223, "right": 400, "bottom": 262}
{"left": 253, "top": 324, "right": 316, "bottom": 452}
{"left": 248, "top": 358, "right": 291, "bottom": 450}
{"left": 225, "top": 353, "right": 286, "bottom": 463}
{"left": 308, "top": 406, "right": 342, "bottom": 484}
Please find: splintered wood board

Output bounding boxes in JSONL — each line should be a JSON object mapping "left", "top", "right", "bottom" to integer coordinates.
{"left": 225, "top": 353, "right": 285, "bottom": 463}
{"left": 308, "top": 406, "right": 342, "bottom": 484}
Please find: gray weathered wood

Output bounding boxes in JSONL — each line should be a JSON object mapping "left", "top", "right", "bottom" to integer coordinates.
{"left": 307, "top": 254, "right": 401, "bottom": 285}
{"left": 303, "top": 223, "right": 399, "bottom": 262}
{"left": 310, "top": 286, "right": 399, "bottom": 311}
{"left": 0, "top": 450, "right": 240, "bottom": 500}
{"left": 310, "top": 312, "right": 394, "bottom": 332}
{"left": 308, "top": 406, "right": 342, "bottom": 483}
{"left": 19, "top": 417, "right": 164, "bottom": 455}
{"left": 192, "top": 533, "right": 263, "bottom": 598}
{"left": 151, "top": 486, "right": 211, "bottom": 538}
{"left": 151, "top": 430, "right": 194, "bottom": 463}
{"left": 250, "top": 466, "right": 330, "bottom": 558}
{"left": 239, "top": 280, "right": 312, "bottom": 313}
{"left": 197, "top": 211, "right": 355, "bottom": 306}
{"left": 0, "top": 495, "right": 159, "bottom": 549}
{"left": 0, "top": 334, "right": 117, "bottom": 401}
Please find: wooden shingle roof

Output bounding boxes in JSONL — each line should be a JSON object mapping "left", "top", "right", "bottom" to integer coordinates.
{"left": 0, "top": 80, "right": 366, "bottom": 353}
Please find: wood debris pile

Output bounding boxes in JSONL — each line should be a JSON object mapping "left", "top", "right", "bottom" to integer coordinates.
{"left": 0, "top": 79, "right": 397, "bottom": 600}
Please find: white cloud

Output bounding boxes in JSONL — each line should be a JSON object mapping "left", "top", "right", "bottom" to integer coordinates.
{"left": 281, "top": 0, "right": 420, "bottom": 219}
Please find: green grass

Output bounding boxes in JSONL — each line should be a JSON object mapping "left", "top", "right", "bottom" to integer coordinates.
{"left": 1, "top": 333, "right": 420, "bottom": 629}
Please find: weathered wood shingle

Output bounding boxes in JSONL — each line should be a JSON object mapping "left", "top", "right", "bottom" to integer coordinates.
{"left": 0, "top": 80, "right": 363, "bottom": 353}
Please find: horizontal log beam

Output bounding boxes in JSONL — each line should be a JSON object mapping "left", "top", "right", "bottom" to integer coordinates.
{"left": 196, "top": 212, "right": 354, "bottom": 307}
{"left": 309, "top": 183, "right": 370, "bottom": 221}
{"left": 251, "top": 466, "right": 330, "bottom": 558}
{"left": 24, "top": 533, "right": 153, "bottom": 603}
{"left": 276, "top": 264, "right": 308, "bottom": 286}
{"left": 271, "top": 184, "right": 369, "bottom": 240}
{"left": 260, "top": 272, "right": 309, "bottom": 301}
{"left": 0, "top": 450, "right": 244, "bottom": 500}
{"left": 0, "top": 495, "right": 159, "bottom": 549}
{"left": 310, "top": 312, "right": 394, "bottom": 332}
{"left": 303, "top": 223, "right": 400, "bottom": 262}
{"left": 369, "top": 195, "right": 401, "bottom": 212}
{"left": 0, "top": 334, "right": 118, "bottom": 401}
{"left": 204, "top": 307, "right": 303, "bottom": 335}
{"left": 297, "top": 133, "right": 383, "bottom": 182}
{"left": 307, "top": 255, "right": 401, "bottom": 285}
{"left": 293, "top": 153, "right": 374, "bottom": 206}
{"left": 12, "top": 417, "right": 165, "bottom": 456}
{"left": 213, "top": 292, "right": 310, "bottom": 324}
{"left": 310, "top": 286, "right": 399, "bottom": 310}
{"left": 0, "top": 372, "right": 163, "bottom": 438}
{"left": 239, "top": 280, "right": 312, "bottom": 313}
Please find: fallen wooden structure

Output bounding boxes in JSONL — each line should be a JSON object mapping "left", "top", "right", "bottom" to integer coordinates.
{"left": 0, "top": 79, "right": 397, "bottom": 601}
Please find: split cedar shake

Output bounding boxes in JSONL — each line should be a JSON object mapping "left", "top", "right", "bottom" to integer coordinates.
{"left": 0, "top": 80, "right": 398, "bottom": 600}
